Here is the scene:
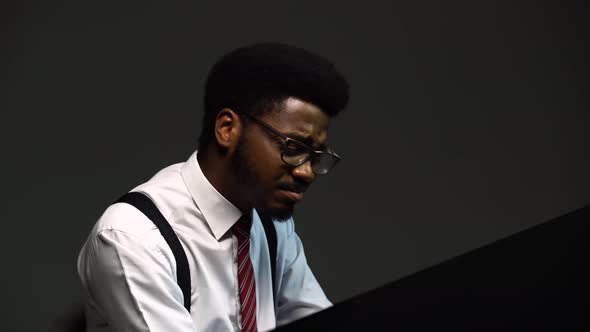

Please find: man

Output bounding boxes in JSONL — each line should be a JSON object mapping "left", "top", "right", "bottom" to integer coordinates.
{"left": 77, "top": 42, "right": 349, "bottom": 332}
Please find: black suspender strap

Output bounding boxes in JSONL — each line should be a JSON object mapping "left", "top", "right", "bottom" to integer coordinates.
{"left": 114, "top": 191, "right": 279, "bottom": 313}
{"left": 259, "top": 213, "right": 278, "bottom": 303}
{"left": 114, "top": 192, "right": 192, "bottom": 312}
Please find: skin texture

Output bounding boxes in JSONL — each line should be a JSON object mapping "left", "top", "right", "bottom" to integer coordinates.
{"left": 198, "top": 97, "right": 330, "bottom": 221}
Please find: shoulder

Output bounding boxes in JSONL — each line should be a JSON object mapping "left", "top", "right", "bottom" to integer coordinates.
{"left": 131, "top": 162, "right": 195, "bottom": 223}
{"left": 92, "top": 162, "right": 191, "bottom": 240}
{"left": 90, "top": 203, "right": 161, "bottom": 246}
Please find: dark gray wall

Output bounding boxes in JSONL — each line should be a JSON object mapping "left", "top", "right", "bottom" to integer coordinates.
{"left": 2, "top": 1, "right": 588, "bottom": 331}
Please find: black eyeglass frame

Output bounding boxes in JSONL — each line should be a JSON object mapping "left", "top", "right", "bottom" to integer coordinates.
{"left": 239, "top": 112, "right": 341, "bottom": 175}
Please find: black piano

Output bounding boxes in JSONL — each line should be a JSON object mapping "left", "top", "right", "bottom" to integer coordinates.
{"left": 275, "top": 205, "right": 590, "bottom": 331}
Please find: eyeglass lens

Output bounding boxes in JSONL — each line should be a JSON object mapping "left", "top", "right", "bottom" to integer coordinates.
{"left": 282, "top": 150, "right": 337, "bottom": 175}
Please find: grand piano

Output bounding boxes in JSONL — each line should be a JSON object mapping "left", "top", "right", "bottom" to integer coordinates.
{"left": 275, "top": 205, "right": 590, "bottom": 331}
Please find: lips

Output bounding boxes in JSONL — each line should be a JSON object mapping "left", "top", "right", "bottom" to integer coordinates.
{"left": 279, "top": 189, "right": 304, "bottom": 202}
{"left": 276, "top": 184, "right": 306, "bottom": 203}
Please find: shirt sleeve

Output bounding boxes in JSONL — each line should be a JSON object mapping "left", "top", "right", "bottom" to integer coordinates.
{"left": 77, "top": 209, "right": 197, "bottom": 332}
{"left": 275, "top": 219, "right": 332, "bottom": 326}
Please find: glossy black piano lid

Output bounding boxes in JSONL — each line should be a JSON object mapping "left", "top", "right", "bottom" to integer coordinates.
{"left": 275, "top": 205, "right": 590, "bottom": 331}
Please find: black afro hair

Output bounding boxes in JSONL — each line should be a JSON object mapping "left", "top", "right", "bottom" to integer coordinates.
{"left": 199, "top": 42, "right": 350, "bottom": 149}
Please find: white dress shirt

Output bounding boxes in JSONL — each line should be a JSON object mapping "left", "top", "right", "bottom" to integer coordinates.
{"left": 77, "top": 151, "right": 331, "bottom": 332}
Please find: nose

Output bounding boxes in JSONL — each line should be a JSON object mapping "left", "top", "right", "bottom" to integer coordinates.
{"left": 291, "top": 159, "right": 315, "bottom": 184}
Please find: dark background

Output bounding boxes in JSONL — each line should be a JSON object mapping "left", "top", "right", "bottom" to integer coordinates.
{"left": 2, "top": 1, "right": 588, "bottom": 331}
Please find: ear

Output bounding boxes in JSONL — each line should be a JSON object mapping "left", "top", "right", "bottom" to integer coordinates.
{"left": 214, "top": 108, "right": 243, "bottom": 150}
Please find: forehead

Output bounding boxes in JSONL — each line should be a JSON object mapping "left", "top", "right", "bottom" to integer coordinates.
{"left": 261, "top": 97, "right": 331, "bottom": 147}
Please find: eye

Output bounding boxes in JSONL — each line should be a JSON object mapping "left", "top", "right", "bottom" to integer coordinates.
{"left": 284, "top": 140, "right": 307, "bottom": 156}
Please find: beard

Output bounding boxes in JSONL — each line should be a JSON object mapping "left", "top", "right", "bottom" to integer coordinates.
{"left": 261, "top": 203, "right": 294, "bottom": 223}
{"left": 230, "top": 136, "right": 294, "bottom": 222}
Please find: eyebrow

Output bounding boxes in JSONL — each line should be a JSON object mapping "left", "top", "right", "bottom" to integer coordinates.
{"left": 283, "top": 132, "right": 327, "bottom": 150}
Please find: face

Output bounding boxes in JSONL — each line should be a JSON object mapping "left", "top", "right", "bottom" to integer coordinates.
{"left": 230, "top": 97, "right": 331, "bottom": 221}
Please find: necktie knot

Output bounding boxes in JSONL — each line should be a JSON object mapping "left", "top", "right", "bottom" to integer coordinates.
{"left": 234, "top": 213, "right": 253, "bottom": 239}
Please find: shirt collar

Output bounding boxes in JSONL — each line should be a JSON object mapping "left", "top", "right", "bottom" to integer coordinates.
{"left": 181, "top": 150, "right": 243, "bottom": 240}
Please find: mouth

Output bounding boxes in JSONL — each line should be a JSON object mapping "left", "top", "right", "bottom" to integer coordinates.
{"left": 276, "top": 184, "right": 306, "bottom": 203}
{"left": 278, "top": 189, "right": 304, "bottom": 203}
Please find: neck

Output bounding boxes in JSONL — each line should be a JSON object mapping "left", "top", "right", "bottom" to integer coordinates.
{"left": 197, "top": 145, "right": 251, "bottom": 213}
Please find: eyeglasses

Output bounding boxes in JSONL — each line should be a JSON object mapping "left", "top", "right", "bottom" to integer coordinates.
{"left": 240, "top": 113, "right": 341, "bottom": 175}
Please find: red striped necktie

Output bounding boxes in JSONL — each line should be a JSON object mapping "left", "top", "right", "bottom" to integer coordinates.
{"left": 234, "top": 213, "right": 258, "bottom": 332}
